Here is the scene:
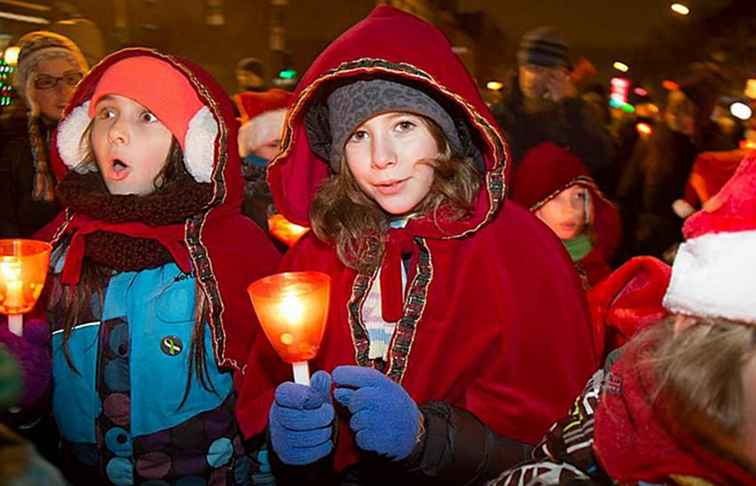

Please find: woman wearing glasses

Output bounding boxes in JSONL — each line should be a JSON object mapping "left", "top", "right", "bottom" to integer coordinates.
{"left": 0, "top": 31, "right": 88, "bottom": 238}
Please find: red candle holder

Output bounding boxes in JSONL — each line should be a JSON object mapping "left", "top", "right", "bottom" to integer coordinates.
{"left": 0, "top": 239, "right": 52, "bottom": 336}
{"left": 247, "top": 271, "right": 330, "bottom": 384}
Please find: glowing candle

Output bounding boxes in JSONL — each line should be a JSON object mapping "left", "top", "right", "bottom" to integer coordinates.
{"left": 248, "top": 271, "right": 330, "bottom": 384}
{"left": 267, "top": 213, "right": 310, "bottom": 248}
{"left": 0, "top": 240, "right": 52, "bottom": 336}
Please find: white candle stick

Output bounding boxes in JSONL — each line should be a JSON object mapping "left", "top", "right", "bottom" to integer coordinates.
{"left": 292, "top": 360, "right": 310, "bottom": 385}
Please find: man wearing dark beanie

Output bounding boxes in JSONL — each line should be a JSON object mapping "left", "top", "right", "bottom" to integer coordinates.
{"left": 493, "top": 26, "right": 613, "bottom": 189}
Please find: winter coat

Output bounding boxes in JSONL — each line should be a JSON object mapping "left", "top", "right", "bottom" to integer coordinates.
{"left": 492, "top": 76, "right": 614, "bottom": 185}
{"left": 0, "top": 108, "right": 61, "bottom": 238}
{"left": 39, "top": 48, "right": 280, "bottom": 485}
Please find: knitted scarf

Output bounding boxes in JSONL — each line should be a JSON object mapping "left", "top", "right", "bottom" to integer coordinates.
{"left": 563, "top": 233, "right": 592, "bottom": 262}
{"left": 56, "top": 170, "right": 213, "bottom": 274}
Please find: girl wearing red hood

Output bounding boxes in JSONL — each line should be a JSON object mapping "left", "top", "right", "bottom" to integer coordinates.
{"left": 512, "top": 142, "right": 621, "bottom": 288}
{"left": 236, "top": 6, "right": 597, "bottom": 484}
{"left": 0, "top": 49, "right": 280, "bottom": 484}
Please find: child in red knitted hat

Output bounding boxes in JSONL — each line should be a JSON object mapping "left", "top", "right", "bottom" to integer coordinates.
{"left": 1, "top": 49, "right": 280, "bottom": 484}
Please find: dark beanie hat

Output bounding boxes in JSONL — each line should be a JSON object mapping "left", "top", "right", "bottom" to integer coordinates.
{"left": 323, "top": 79, "right": 463, "bottom": 171}
{"left": 517, "top": 26, "right": 569, "bottom": 68}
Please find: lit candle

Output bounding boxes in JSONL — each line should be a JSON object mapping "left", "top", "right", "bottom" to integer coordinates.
{"left": 0, "top": 239, "right": 53, "bottom": 336}
{"left": 248, "top": 272, "right": 331, "bottom": 385}
{"left": 0, "top": 257, "right": 23, "bottom": 311}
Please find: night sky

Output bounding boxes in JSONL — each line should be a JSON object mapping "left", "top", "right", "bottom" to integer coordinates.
{"left": 460, "top": 0, "right": 686, "bottom": 50}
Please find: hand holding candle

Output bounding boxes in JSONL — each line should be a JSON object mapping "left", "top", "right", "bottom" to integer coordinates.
{"left": 0, "top": 240, "right": 52, "bottom": 337}
{"left": 247, "top": 271, "right": 330, "bottom": 384}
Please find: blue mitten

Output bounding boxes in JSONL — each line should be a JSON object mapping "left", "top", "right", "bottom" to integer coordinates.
{"left": 269, "top": 370, "right": 334, "bottom": 465}
{"left": 332, "top": 365, "right": 420, "bottom": 461}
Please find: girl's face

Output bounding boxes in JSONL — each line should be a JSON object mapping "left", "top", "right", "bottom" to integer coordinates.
{"left": 345, "top": 112, "right": 438, "bottom": 216}
{"left": 535, "top": 185, "right": 591, "bottom": 240}
{"left": 91, "top": 94, "right": 173, "bottom": 196}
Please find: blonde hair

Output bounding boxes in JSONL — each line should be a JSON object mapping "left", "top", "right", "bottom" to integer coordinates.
{"left": 310, "top": 116, "right": 481, "bottom": 273}
{"left": 633, "top": 316, "right": 756, "bottom": 465}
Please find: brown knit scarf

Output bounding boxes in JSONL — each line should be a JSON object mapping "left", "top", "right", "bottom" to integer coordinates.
{"left": 57, "top": 170, "right": 214, "bottom": 273}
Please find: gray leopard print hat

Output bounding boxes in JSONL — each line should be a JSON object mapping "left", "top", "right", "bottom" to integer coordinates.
{"left": 311, "top": 79, "right": 465, "bottom": 172}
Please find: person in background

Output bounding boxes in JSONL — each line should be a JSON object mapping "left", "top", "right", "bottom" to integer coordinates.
{"left": 0, "top": 31, "right": 88, "bottom": 238}
{"left": 235, "top": 88, "right": 292, "bottom": 230}
{"left": 512, "top": 142, "right": 621, "bottom": 288}
{"left": 237, "top": 6, "right": 597, "bottom": 485}
{"left": 236, "top": 57, "right": 267, "bottom": 94}
{"left": 492, "top": 26, "right": 613, "bottom": 188}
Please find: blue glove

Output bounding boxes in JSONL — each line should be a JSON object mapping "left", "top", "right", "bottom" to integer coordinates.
{"left": 269, "top": 370, "right": 334, "bottom": 465}
{"left": 332, "top": 365, "right": 420, "bottom": 461}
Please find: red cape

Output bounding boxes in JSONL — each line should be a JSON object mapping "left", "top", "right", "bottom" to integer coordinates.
{"left": 48, "top": 48, "right": 280, "bottom": 371}
{"left": 236, "top": 6, "right": 598, "bottom": 470}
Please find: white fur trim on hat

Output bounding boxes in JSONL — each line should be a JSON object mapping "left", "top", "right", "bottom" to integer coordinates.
{"left": 662, "top": 230, "right": 756, "bottom": 324}
{"left": 57, "top": 101, "right": 98, "bottom": 173}
{"left": 184, "top": 106, "right": 218, "bottom": 183}
{"left": 238, "top": 108, "right": 286, "bottom": 158}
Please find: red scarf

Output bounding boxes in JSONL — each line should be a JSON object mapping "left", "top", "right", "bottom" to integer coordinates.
{"left": 594, "top": 343, "right": 756, "bottom": 485}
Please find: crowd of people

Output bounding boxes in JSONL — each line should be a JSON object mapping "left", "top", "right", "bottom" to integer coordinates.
{"left": 0, "top": 5, "right": 755, "bottom": 485}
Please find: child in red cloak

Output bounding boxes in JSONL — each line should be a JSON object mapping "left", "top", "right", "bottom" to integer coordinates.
{"left": 491, "top": 154, "right": 756, "bottom": 486}
{"left": 512, "top": 142, "right": 621, "bottom": 288}
{"left": 1, "top": 48, "right": 280, "bottom": 484}
{"left": 235, "top": 6, "right": 598, "bottom": 484}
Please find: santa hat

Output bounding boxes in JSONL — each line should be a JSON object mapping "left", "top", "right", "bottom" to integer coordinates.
{"left": 235, "top": 89, "right": 292, "bottom": 158}
{"left": 663, "top": 154, "right": 756, "bottom": 323}
{"left": 56, "top": 55, "right": 218, "bottom": 183}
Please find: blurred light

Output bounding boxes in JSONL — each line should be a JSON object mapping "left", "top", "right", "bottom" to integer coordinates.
{"left": 3, "top": 46, "right": 19, "bottom": 66}
{"left": 621, "top": 103, "right": 635, "bottom": 113}
{"left": 746, "top": 79, "right": 756, "bottom": 99}
{"left": 486, "top": 80, "right": 504, "bottom": 91}
{"left": 613, "top": 61, "right": 629, "bottom": 72}
{"left": 636, "top": 122, "right": 653, "bottom": 136}
{"left": 730, "top": 102, "right": 752, "bottom": 121}
{"left": 609, "top": 97, "right": 623, "bottom": 109}
{"left": 0, "top": 11, "right": 49, "bottom": 24}
{"left": 633, "top": 87, "right": 648, "bottom": 96}
{"left": 670, "top": 3, "right": 690, "bottom": 15}
{"left": 277, "top": 68, "right": 297, "bottom": 80}
{"left": 662, "top": 80, "right": 679, "bottom": 91}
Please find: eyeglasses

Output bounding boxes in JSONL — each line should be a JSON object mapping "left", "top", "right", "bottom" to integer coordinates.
{"left": 33, "top": 71, "right": 84, "bottom": 90}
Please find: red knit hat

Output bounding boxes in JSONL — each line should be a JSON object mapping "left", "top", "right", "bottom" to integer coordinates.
{"left": 58, "top": 55, "right": 219, "bottom": 183}
{"left": 88, "top": 56, "right": 202, "bottom": 152}
{"left": 664, "top": 154, "right": 756, "bottom": 323}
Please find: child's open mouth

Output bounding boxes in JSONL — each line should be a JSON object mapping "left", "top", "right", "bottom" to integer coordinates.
{"left": 108, "top": 158, "right": 131, "bottom": 181}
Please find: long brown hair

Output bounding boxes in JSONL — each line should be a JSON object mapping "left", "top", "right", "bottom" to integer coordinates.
{"left": 310, "top": 115, "right": 481, "bottom": 274}
{"left": 632, "top": 316, "right": 756, "bottom": 468}
{"left": 53, "top": 122, "right": 218, "bottom": 403}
